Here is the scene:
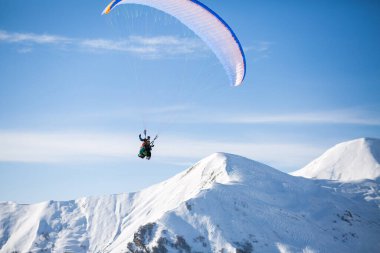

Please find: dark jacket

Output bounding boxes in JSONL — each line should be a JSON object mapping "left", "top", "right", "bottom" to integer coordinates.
{"left": 139, "top": 134, "right": 152, "bottom": 151}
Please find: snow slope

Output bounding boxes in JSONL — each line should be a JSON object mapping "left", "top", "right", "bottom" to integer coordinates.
{"left": 291, "top": 138, "right": 380, "bottom": 181}
{"left": 1, "top": 152, "right": 380, "bottom": 253}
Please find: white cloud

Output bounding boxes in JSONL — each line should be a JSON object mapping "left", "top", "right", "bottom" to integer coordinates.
{"left": 221, "top": 111, "right": 380, "bottom": 126}
{"left": 163, "top": 109, "right": 380, "bottom": 126}
{"left": 17, "top": 47, "right": 33, "bottom": 54}
{"left": 244, "top": 41, "right": 273, "bottom": 53}
{"left": 0, "top": 131, "right": 324, "bottom": 171}
{"left": 244, "top": 41, "right": 274, "bottom": 60}
{"left": 35, "top": 106, "right": 380, "bottom": 131}
{"left": 0, "top": 30, "right": 207, "bottom": 58}
{"left": 127, "top": 36, "right": 206, "bottom": 56}
{"left": 0, "top": 132, "right": 134, "bottom": 163}
{"left": 130, "top": 36, "right": 183, "bottom": 46}
{"left": 80, "top": 39, "right": 128, "bottom": 51}
{"left": 156, "top": 135, "right": 324, "bottom": 171}
{"left": 80, "top": 38, "right": 157, "bottom": 54}
{"left": 0, "top": 30, "right": 71, "bottom": 44}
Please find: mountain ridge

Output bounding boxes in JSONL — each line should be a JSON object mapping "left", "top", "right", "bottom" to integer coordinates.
{"left": 1, "top": 146, "right": 380, "bottom": 252}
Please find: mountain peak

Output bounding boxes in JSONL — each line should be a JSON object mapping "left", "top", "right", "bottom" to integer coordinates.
{"left": 180, "top": 152, "right": 264, "bottom": 189}
{"left": 179, "top": 152, "right": 233, "bottom": 188}
{"left": 186, "top": 152, "right": 284, "bottom": 185}
{"left": 291, "top": 138, "right": 380, "bottom": 181}
{"left": 2, "top": 151, "right": 380, "bottom": 252}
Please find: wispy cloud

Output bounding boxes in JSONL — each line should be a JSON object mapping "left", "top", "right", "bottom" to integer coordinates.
{"left": 0, "top": 30, "right": 71, "bottom": 44}
{"left": 156, "top": 135, "right": 324, "bottom": 171}
{"left": 0, "top": 131, "right": 133, "bottom": 163}
{"left": 0, "top": 30, "right": 207, "bottom": 58}
{"left": 81, "top": 35, "right": 206, "bottom": 58}
{"left": 244, "top": 41, "right": 273, "bottom": 52}
{"left": 17, "top": 47, "right": 33, "bottom": 54}
{"left": 33, "top": 106, "right": 380, "bottom": 128}
{"left": 160, "top": 108, "right": 380, "bottom": 126}
{"left": 217, "top": 110, "right": 380, "bottom": 126}
{"left": 0, "top": 130, "right": 324, "bottom": 171}
{"left": 244, "top": 41, "right": 274, "bottom": 60}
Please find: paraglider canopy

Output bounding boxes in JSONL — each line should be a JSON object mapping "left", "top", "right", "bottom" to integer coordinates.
{"left": 102, "top": 0, "right": 246, "bottom": 86}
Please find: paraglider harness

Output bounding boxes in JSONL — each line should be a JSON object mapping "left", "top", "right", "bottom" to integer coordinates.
{"left": 138, "top": 130, "right": 158, "bottom": 160}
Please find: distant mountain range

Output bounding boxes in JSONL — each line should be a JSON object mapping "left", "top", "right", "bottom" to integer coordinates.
{"left": 1, "top": 138, "right": 379, "bottom": 253}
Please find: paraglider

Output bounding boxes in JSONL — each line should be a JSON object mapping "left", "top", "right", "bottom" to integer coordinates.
{"left": 138, "top": 130, "right": 158, "bottom": 160}
{"left": 102, "top": 0, "right": 246, "bottom": 86}
{"left": 102, "top": 0, "right": 246, "bottom": 160}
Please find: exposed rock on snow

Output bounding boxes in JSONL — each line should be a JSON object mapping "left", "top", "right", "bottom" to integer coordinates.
{"left": 1, "top": 150, "right": 380, "bottom": 253}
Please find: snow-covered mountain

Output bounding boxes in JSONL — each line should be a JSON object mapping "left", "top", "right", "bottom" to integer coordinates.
{"left": 291, "top": 138, "right": 380, "bottom": 181}
{"left": 1, "top": 151, "right": 380, "bottom": 253}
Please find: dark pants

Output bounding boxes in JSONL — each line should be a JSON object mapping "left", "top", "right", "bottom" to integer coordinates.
{"left": 139, "top": 147, "right": 151, "bottom": 159}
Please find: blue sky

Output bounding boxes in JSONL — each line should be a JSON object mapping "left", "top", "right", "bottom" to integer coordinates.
{"left": 1, "top": 0, "right": 380, "bottom": 203}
